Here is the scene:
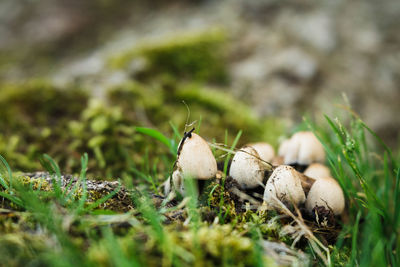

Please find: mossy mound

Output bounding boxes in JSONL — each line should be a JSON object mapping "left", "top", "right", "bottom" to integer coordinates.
{"left": 109, "top": 29, "right": 228, "bottom": 83}
{"left": 0, "top": 30, "right": 284, "bottom": 178}
{"left": 0, "top": 81, "right": 88, "bottom": 171}
{"left": 0, "top": 79, "right": 283, "bottom": 178}
{"left": 108, "top": 81, "right": 284, "bottom": 148}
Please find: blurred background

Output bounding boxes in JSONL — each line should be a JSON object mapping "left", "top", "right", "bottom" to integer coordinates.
{"left": 1, "top": 0, "right": 399, "bottom": 178}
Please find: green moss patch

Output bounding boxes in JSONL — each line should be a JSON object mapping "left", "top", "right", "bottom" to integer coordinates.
{"left": 109, "top": 29, "right": 228, "bottom": 83}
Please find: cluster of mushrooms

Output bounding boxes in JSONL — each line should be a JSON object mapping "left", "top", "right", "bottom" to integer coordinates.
{"left": 164, "top": 130, "right": 345, "bottom": 219}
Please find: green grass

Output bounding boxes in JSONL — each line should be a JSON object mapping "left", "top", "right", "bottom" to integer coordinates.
{"left": 306, "top": 110, "right": 399, "bottom": 266}
{"left": 0, "top": 108, "right": 399, "bottom": 266}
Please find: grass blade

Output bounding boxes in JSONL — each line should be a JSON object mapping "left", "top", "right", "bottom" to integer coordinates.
{"left": 0, "top": 154, "right": 12, "bottom": 190}
{"left": 0, "top": 191, "right": 23, "bottom": 207}
{"left": 169, "top": 121, "right": 182, "bottom": 140}
{"left": 361, "top": 121, "right": 397, "bottom": 169}
{"left": 349, "top": 211, "right": 362, "bottom": 266}
{"left": 394, "top": 167, "right": 400, "bottom": 226}
{"left": 223, "top": 130, "right": 242, "bottom": 175}
{"left": 135, "top": 127, "right": 174, "bottom": 153}
{"left": 41, "top": 154, "right": 63, "bottom": 199}
{"left": 65, "top": 153, "right": 89, "bottom": 203}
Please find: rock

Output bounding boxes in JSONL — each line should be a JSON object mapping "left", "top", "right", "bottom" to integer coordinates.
{"left": 19, "top": 172, "right": 131, "bottom": 212}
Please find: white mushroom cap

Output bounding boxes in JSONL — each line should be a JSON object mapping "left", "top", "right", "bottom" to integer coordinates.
{"left": 278, "top": 139, "right": 291, "bottom": 158}
{"left": 176, "top": 133, "right": 217, "bottom": 180}
{"left": 305, "top": 177, "right": 345, "bottom": 215}
{"left": 263, "top": 165, "right": 306, "bottom": 207}
{"left": 304, "top": 163, "right": 331, "bottom": 180}
{"left": 279, "top": 131, "right": 325, "bottom": 165}
{"left": 229, "top": 146, "right": 265, "bottom": 189}
{"left": 247, "top": 142, "right": 275, "bottom": 162}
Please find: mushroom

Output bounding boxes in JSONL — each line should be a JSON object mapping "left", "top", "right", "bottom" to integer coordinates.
{"left": 176, "top": 132, "right": 217, "bottom": 180}
{"left": 272, "top": 139, "right": 290, "bottom": 166}
{"left": 229, "top": 146, "right": 266, "bottom": 189}
{"left": 304, "top": 163, "right": 331, "bottom": 180}
{"left": 247, "top": 142, "right": 275, "bottom": 162}
{"left": 263, "top": 165, "right": 306, "bottom": 208}
{"left": 164, "top": 131, "right": 217, "bottom": 196}
{"left": 278, "top": 131, "right": 325, "bottom": 167}
{"left": 305, "top": 177, "right": 345, "bottom": 215}
{"left": 277, "top": 139, "right": 291, "bottom": 159}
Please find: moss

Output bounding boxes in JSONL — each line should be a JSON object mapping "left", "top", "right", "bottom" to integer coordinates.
{"left": 180, "top": 224, "right": 266, "bottom": 266}
{"left": 68, "top": 99, "right": 133, "bottom": 177}
{"left": 0, "top": 233, "right": 48, "bottom": 267}
{"left": 108, "top": 81, "right": 284, "bottom": 146}
{"left": 86, "top": 189, "right": 133, "bottom": 212}
{"left": 0, "top": 77, "right": 283, "bottom": 178}
{"left": 109, "top": 29, "right": 228, "bottom": 83}
{"left": 0, "top": 80, "right": 87, "bottom": 129}
{"left": 87, "top": 223, "right": 277, "bottom": 266}
{"left": 0, "top": 80, "right": 88, "bottom": 172}
{"left": 330, "top": 245, "right": 351, "bottom": 267}
{"left": 174, "top": 84, "right": 261, "bottom": 143}
{"left": 18, "top": 175, "right": 51, "bottom": 191}
{"left": 0, "top": 79, "right": 173, "bottom": 178}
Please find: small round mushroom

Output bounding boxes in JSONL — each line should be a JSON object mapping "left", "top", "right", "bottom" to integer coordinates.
{"left": 305, "top": 177, "right": 345, "bottom": 215}
{"left": 304, "top": 163, "right": 331, "bottom": 180}
{"left": 229, "top": 146, "right": 265, "bottom": 189}
{"left": 278, "top": 131, "right": 325, "bottom": 166}
{"left": 176, "top": 132, "right": 217, "bottom": 180}
{"left": 247, "top": 142, "right": 275, "bottom": 162}
{"left": 164, "top": 132, "right": 217, "bottom": 196}
{"left": 263, "top": 165, "right": 306, "bottom": 208}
